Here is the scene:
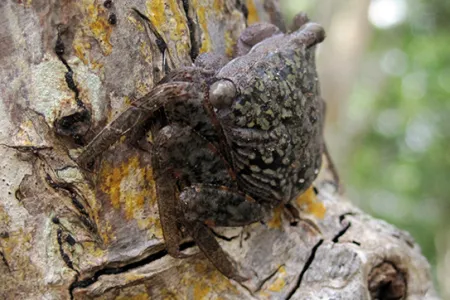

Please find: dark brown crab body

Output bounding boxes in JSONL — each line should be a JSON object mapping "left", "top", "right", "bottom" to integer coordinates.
{"left": 77, "top": 15, "right": 326, "bottom": 281}
{"left": 217, "top": 23, "right": 325, "bottom": 205}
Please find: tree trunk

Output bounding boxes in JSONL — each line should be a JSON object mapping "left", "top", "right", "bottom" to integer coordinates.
{"left": 0, "top": 0, "right": 438, "bottom": 299}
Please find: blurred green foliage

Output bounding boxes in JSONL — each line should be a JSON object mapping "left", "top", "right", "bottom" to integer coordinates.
{"left": 281, "top": 0, "right": 450, "bottom": 291}
{"left": 346, "top": 0, "right": 450, "bottom": 270}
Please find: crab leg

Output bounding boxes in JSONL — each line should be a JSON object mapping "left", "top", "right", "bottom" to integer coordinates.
{"left": 183, "top": 221, "right": 247, "bottom": 282}
{"left": 77, "top": 82, "right": 192, "bottom": 169}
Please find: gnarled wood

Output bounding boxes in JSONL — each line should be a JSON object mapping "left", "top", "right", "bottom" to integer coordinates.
{"left": 0, "top": 0, "right": 438, "bottom": 299}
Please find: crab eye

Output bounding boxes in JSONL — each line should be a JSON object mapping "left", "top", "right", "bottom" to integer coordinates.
{"left": 209, "top": 80, "right": 236, "bottom": 109}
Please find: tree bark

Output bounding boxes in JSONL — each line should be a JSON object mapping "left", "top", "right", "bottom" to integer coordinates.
{"left": 0, "top": 0, "right": 438, "bottom": 299}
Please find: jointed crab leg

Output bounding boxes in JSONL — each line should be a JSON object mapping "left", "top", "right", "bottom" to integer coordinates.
{"left": 151, "top": 123, "right": 233, "bottom": 259}
{"left": 77, "top": 82, "right": 192, "bottom": 169}
{"left": 183, "top": 221, "right": 247, "bottom": 281}
{"left": 152, "top": 123, "right": 267, "bottom": 280}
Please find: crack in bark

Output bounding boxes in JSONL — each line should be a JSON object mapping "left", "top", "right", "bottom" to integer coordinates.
{"left": 236, "top": 0, "right": 249, "bottom": 24}
{"left": 211, "top": 229, "right": 240, "bottom": 242}
{"left": 332, "top": 222, "right": 351, "bottom": 243}
{"left": 339, "top": 212, "right": 357, "bottom": 223}
{"left": 285, "top": 239, "right": 324, "bottom": 300}
{"left": 132, "top": 8, "right": 170, "bottom": 76}
{"left": 181, "top": 0, "right": 199, "bottom": 61}
{"left": 0, "top": 250, "right": 11, "bottom": 273}
{"left": 69, "top": 241, "right": 196, "bottom": 297}
{"left": 54, "top": 27, "right": 91, "bottom": 145}
{"left": 132, "top": 9, "right": 167, "bottom": 55}
{"left": 57, "top": 228, "right": 79, "bottom": 274}
{"left": 235, "top": 280, "right": 258, "bottom": 299}
{"left": 312, "top": 186, "right": 319, "bottom": 195}
{"left": 44, "top": 173, "right": 98, "bottom": 235}
{"left": 24, "top": 109, "right": 54, "bottom": 144}
{"left": 0, "top": 144, "right": 53, "bottom": 153}
{"left": 55, "top": 27, "right": 83, "bottom": 108}
{"left": 10, "top": 142, "right": 99, "bottom": 245}
{"left": 255, "top": 264, "right": 285, "bottom": 292}
{"left": 239, "top": 227, "right": 251, "bottom": 248}
{"left": 332, "top": 212, "right": 358, "bottom": 243}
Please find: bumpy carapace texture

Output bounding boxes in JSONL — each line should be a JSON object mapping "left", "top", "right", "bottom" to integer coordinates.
{"left": 77, "top": 14, "right": 326, "bottom": 281}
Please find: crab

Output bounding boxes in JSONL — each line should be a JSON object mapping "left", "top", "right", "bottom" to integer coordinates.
{"left": 77, "top": 12, "right": 330, "bottom": 281}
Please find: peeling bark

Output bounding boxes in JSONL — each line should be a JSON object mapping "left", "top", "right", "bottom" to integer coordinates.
{"left": 0, "top": 0, "right": 438, "bottom": 299}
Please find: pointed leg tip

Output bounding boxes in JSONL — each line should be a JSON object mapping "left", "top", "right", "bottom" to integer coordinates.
{"left": 291, "top": 12, "right": 310, "bottom": 31}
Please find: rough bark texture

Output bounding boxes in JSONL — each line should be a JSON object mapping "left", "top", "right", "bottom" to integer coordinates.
{"left": 0, "top": 0, "right": 439, "bottom": 299}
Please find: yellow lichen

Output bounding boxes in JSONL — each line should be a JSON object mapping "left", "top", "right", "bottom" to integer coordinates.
{"left": 87, "top": 1, "right": 113, "bottom": 54}
{"left": 137, "top": 216, "right": 163, "bottom": 239}
{"left": 124, "top": 189, "right": 145, "bottom": 220}
{"left": 224, "top": 30, "right": 235, "bottom": 57}
{"left": 100, "top": 161, "right": 123, "bottom": 209}
{"left": 90, "top": 60, "right": 104, "bottom": 70}
{"left": 179, "top": 262, "right": 240, "bottom": 298}
{"left": 116, "top": 291, "right": 150, "bottom": 300}
{"left": 160, "top": 288, "right": 179, "bottom": 299}
{"left": 168, "top": 0, "right": 190, "bottom": 54}
{"left": 267, "top": 266, "right": 287, "bottom": 292}
{"left": 139, "top": 40, "right": 153, "bottom": 66}
{"left": 98, "top": 154, "right": 161, "bottom": 238}
{"left": 99, "top": 156, "right": 156, "bottom": 219}
{"left": 246, "top": 0, "right": 260, "bottom": 24}
{"left": 72, "top": 0, "right": 113, "bottom": 66}
{"left": 124, "top": 96, "right": 132, "bottom": 106}
{"left": 18, "top": 0, "right": 32, "bottom": 7}
{"left": 265, "top": 188, "right": 326, "bottom": 229}
{"left": 296, "top": 187, "right": 326, "bottom": 219}
{"left": 0, "top": 205, "right": 10, "bottom": 226}
{"left": 127, "top": 15, "right": 145, "bottom": 32}
{"left": 124, "top": 273, "right": 147, "bottom": 283}
{"left": 196, "top": 5, "right": 212, "bottom": 54}
{"left": 89, "top": 18, "right": 113, "bottom": 55}
{"left": 83, "top": 241, "right": 106, "bottom": 258}
{"left": 267, "top": 205, "right": 283, "bottom": 229}
{"left": 146, "top": 0, "right": 190, "bottom": 60}
{"left": 136, "top": 80, "right": 152, "bottom": 97}
{"left": 16, "top": 120, "right": 34, "bottom": 146}
{"left": 99, "top": 219, "right": 113, "bottom": 245}
{"left": 1, "top": 229, "right": 33, "bottom": 267}
{"left": 194, "top": 281, "right": 212, "bottom": 299}
{"left": 73, "top": 43, "right": 88, "bottom": 65}
{"left": 146, "top": 0, "right": 166, "bottom": 28}
{"left": 213, "top": 0, "right": 223, "bottom": 11}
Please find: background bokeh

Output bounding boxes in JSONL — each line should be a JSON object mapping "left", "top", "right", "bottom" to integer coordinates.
{"left": 281, "top": 0, "right": 449, "bottom": 297}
